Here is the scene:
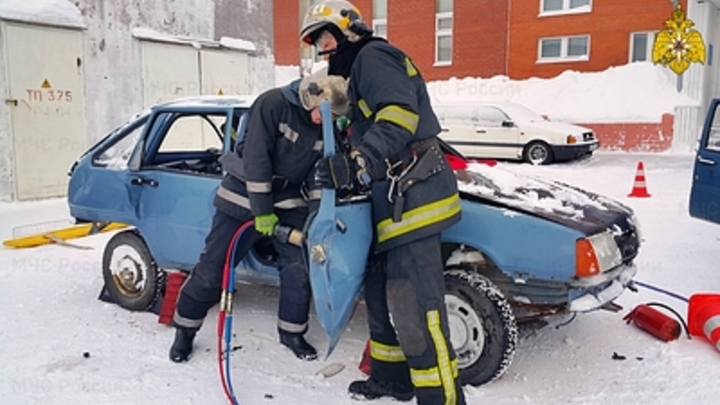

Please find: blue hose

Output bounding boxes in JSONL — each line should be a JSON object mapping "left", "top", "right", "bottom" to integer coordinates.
{"left": 633, "top": 280, "right": 689, "bottom": 303}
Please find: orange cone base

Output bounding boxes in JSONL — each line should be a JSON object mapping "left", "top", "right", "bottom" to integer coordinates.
{"left": 158, "top": 271, "right": 188, "bottom": 325}
{"left": 628, "top": 189, "right": 651, "bottom": 198}
{"left": 688, "top": 294, "right": 720, "bottom": 352}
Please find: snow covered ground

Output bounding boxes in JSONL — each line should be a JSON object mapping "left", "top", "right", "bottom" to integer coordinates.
{"left": 2, "top": 150, "right": 720, "bottom": 405}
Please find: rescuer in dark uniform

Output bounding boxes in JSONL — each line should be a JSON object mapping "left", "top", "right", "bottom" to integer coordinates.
{"left": 300, "top": 2, "right": 465, "bottom": 404}
{"left": 169, "top": 70, "right": 349, "bottom": 363}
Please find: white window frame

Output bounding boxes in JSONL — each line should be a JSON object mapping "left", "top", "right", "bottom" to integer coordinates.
{"left": 539, "top": 0, "right": 592, "bottom": 17}
{"left": 537, "top": 35, "right": 590, "bottom": 63}
{"left": 372, "top": 0, "right": 387, "bottom": 39}
{"left": 435, "top": 11, "right": 453, "bottom": 65}
{"left": 373, "top": 18, "right": 387, "bottom": 39}
{"left": 629, "top": 31, "right": 657, "bottom": 63}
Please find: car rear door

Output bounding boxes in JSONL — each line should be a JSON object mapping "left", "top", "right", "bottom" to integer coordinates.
{"left": 67, "top": 115, "right": 149, "bottom": 224}
{"left": 131, "top": 108, "right": 245, "bottom": 270}
{"left": 689, "top": 98, "right": 720, "bottom": 224}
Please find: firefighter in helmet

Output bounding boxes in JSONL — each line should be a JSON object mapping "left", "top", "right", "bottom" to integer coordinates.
{"left": 300, "top": 2, "right": 466, "bottom": 404}
{"left": 169, "top": 70, "right": 349, "bottom": 363}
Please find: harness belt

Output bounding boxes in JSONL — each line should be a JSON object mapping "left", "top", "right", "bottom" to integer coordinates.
{"left": 386, "top": 137, "right": 447, "bottom": 222}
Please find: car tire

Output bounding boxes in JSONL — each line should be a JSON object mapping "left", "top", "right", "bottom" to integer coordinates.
{"left": 102, "top": 230, "right": 165, "bottom": 311}
{"left": 444, "top": 269, "right": 517, "bottom": 386}
{"left": 523, "top": 141, "right": 553, "bottom": 165}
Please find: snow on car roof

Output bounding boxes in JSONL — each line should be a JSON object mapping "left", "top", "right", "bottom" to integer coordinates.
{"left": 155, "top": 95, "right": 256, "bottom": 109}
{"left": 432, "top": 101, "right": 546, "bottom": 122}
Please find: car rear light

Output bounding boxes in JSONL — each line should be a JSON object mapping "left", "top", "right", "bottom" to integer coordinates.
{"left": 576, "top": 232, "right": 623, "bottom": 278}
{"left": 567, "top": 135, "right": 577, "bottom": 144}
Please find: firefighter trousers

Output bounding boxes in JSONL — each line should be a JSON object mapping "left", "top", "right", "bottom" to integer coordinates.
{"left": 174, "top": 209, "right": 312, "bottom": 334}
{"left": 364, "top": 233, "right": 466, "bottom": 405}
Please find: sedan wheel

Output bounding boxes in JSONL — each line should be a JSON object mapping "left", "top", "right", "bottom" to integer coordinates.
{"left": 102, "top": 230, "right": 165, "bottom": 311}
{"left": 445, "top": 270, "right": 517, "bottom": 386}
{"left": 524, "top": 141, "right": 553, "bottom": 165}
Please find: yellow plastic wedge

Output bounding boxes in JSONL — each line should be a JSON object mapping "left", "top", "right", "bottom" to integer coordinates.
{"left": 2, "top": 222, "right": 128, "bottom": 248}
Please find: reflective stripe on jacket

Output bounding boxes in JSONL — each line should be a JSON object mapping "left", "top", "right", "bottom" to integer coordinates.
{"left": 214, "top": 84, "right": 322, "bottom": 219}
{"left": 346, "top": 39, "right": 461, "bottom": 251}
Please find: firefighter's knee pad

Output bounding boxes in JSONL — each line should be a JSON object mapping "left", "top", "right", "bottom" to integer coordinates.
{"left": 387, "top": 278, "right": 427, "bottom": 357}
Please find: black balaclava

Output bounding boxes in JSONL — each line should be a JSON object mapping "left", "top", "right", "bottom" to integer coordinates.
{"left": 329, "top": 35, "right": 385, "bottom": 79}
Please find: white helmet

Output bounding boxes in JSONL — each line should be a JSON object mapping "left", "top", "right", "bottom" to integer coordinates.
{"left": 300, "top": 1, "right": 370, "bottom": 45}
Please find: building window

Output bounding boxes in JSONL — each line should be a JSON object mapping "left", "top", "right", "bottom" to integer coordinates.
{"left": 540, "top": 0, "right": 591, "bottom": 15}
{"left": 372, "top": 0, "right": 387, "bottom": 39}
{"left": 436, "top": 0, "right": 453, "bottom": 65}
{"left": 629, "top": 31, "right": 657, "bottom": 63}
{"left": 538, "top": 35, "right": 590, "bottom": 62}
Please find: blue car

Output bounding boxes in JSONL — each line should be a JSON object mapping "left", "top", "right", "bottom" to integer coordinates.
{"left": 690, "top": 97, "right": 720, "bottom": 225}
{"left": 68, "top": 96, "right": 641, "bottom": 387}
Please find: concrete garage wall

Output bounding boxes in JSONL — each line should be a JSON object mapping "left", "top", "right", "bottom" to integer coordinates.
{"left": 214, "top": 0, "right": 275, "bottom": 95}
{"left": 0, "top": 31, "right": 10, "bottom": 200}
{"left": 0, "top": 0, "right": 274, "bottom": 201}
{"left": 76, "top": 0, "right": 274, "bottom": 145}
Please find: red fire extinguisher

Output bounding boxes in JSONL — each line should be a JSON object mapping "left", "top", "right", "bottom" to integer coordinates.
{"left": 623, "top": 302, "right": 690, "bottom": 342}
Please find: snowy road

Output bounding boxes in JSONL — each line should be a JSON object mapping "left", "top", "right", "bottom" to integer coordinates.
{"left": 1, "top": 150, "right": 720, "bottom": 405}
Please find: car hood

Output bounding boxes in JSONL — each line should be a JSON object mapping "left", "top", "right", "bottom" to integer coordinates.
{"left": 456, "top": 163, "right": 635, "bottom": 235}
{"left": 519, "top": 120, "right": 592, "bottom": 136}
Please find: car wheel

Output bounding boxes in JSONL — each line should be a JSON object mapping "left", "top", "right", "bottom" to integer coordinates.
{"left": 444, "top": 269, "right": 517, "bottom": 386}
{"left": 102, "top": 230, "right": 165, "bottom": 311}
{"left": 523, "top": 141, "right": 553, "bottom": 165}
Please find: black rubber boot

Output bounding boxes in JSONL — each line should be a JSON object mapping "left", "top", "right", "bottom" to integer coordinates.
{"left": 169, "top": 326, "right": 198, "bottom": 363}
{"left": 278, "top": 329, "right": 318, "bottom": 361}
{"left": 348, "top": 378, "right": 415, "bottom": 402}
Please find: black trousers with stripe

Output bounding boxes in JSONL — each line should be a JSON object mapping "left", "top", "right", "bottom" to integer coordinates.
{"left": 364, "top": 233, "right": 466, "bottom": 405}
{"left": 174, "top": 208, "right": 311, "bottom": 334}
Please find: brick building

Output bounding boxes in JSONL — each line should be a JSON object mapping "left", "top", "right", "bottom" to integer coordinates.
{"left": 275, "top": 0, "right": 689, "bottom": 81}
{"left": 274, "top": 0, "right": 720, "bottom": 152}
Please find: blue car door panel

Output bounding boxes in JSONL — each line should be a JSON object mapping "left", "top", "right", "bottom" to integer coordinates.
{"left": 690, "top": 98, "right": 720, "bottom": 224}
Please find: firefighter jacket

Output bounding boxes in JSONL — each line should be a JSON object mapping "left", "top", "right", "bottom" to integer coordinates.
{"left": 214, "top": 80, "right": 323, "bottom": 220}
{"left": 337, "top": 38, "right": 462, "bottom": 252}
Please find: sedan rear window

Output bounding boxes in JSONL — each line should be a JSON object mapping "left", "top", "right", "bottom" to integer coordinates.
{"left": 93, "top": 116, "right": 148, "bottom": 169}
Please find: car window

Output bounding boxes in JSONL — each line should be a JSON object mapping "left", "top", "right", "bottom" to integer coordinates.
{"left": 433, "top": 105, "right": 477, "bottom": 126}
{"left": 706, "top": 104, "right": 720, "bottom": 152}
{"left": 223, "top": 112, "right": 247, "bottom": 145}
{"left": 476, "top": 106, "right": 510, "bottom": 126}
{"left": 158, "top": 114, "right": 224, "bottom": 152}
{"left": 138, "top": 112, "right": 227, "bottom": 176}
{"left": 93, "top": 116, "right": 148, "bottom": 169}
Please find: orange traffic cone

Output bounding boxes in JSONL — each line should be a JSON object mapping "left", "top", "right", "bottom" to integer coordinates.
{"left": 687, "top": 294, "right": 720, "bottom": 352}
{"left": 628, "top": 161, "right": 651, "bottom": 198}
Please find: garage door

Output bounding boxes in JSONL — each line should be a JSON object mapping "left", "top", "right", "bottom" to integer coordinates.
{"left": 5, "top": 22, "right": 86, "bottom": 200}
